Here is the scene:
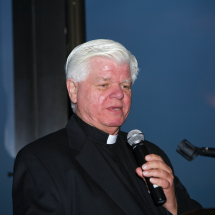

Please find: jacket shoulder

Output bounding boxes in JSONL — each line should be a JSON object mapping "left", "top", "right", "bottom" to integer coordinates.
{"left": 120, "top": 130, "right": 167, "bottom": 156}
{"left": 119, "top": 130, "right": 173, "bottom": 170}
{"left": 15, "top": 128, "right": 80, "bottom": 164}
{"left": 20, "top": 128, "right": 68, "bottom": 153}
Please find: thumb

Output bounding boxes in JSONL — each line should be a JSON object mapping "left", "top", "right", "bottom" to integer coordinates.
{"left": 136, "top": 167, "right": 144, "bottom": 179}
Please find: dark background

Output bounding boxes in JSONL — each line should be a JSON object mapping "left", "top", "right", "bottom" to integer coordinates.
{"left": 0, "top": 1, "right": 14, "bottom": 214}
{"left": 86, "top": 0, "right": 215, "bottom": 209}
{"left": 0, "top": 0, "right": 215, "bottom": 214}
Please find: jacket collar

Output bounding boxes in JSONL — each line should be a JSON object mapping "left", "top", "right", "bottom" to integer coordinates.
{"left": 65, "top": 114, "right": 87, "bottom": 151}
{"left": 65, "top": 115, "right": 157, "bottom": 215}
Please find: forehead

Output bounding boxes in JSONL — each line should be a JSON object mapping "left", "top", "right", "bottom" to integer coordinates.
{"left": 88, "top": 57, "right": 131, "bottom": 80}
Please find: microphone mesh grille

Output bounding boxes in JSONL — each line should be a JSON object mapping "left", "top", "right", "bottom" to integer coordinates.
{"left": 127, "top": 129, "right": 144, "bottom": 146}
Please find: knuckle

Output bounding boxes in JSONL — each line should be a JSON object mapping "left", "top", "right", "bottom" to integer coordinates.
{"left": 169, "top": 169, "right": 173, "bottom": 177}
{"left": 166, "top": 180, "right": 171, "bottom": 188}
{"left": 161, "top": 169, "right": 165, "bottom": 177}
{"left": 170, "top": 174, "right": 174, "bottom": 181}
{"left": 158, "top": 160, "right": 163, "bottom": 166}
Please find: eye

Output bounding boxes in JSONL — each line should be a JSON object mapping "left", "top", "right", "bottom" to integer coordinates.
{"left": 99, "top": 83, "right": 109, "bottom": 89}
{"left": 121, "top": 84, "right": 131, "bottom": 90}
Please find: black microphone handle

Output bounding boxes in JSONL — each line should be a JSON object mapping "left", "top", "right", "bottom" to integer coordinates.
{"left": 132, "top": 141, "right": 166, "bottom": 206}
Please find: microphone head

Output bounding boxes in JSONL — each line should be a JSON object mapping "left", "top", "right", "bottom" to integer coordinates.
{"left": 127, "top": 129, "right": 144, "bottom": 146}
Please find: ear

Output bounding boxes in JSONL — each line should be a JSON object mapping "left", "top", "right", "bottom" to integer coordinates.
{"left": 66, "top": 79, "right": 78, "bottom": 104}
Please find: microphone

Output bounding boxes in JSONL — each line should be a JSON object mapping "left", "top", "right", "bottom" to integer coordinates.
{"left": 177, "top": 139, "right": 215, "bottom": 161}
{"left": 127, "top": 129, "right": 166, "bottom": 206}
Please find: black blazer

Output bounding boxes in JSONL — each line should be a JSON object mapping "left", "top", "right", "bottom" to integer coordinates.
{"left": 13, "top": 115, "right": 202, "bottom": 215}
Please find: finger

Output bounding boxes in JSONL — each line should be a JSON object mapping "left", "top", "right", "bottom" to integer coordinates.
{"left": 142, "top": 160, "right": 172, "bottom": 174}
{"left": 149, "top": 177, "right": 170, "bottom": 189}
{"left": 136, "top": 167, "right": 144, "bottom": 179}
{"left": 145, "top": 154, "right": 163, "bottom": 162}
{"left": 144, "top": 154, "right": 171, "bottom": 171}
{"left": 143, "top": 168, "right": 171, "bottom": 181}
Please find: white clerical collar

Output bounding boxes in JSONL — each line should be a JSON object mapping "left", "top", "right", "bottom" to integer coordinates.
{"left": 106, "top": 134, "right": 118, "bottom": 145}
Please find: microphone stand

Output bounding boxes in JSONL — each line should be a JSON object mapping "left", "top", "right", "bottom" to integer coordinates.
{"left": 176, "top": 139, "right": 215, "bottom": 161}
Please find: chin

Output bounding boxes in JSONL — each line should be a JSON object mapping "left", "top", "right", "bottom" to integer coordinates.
{"left": 105, "top": 118, "right": 125, "bottom": 127}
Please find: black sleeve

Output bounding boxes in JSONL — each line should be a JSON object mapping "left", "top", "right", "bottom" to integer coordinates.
{"left": 174, "top": 175, "right": 202, "bottom": 214}
{"left": 158, "top": 148, "right": 203, "bottom": 214}
{"left": 12, "top": 148, "right": 64, "bottom": 215}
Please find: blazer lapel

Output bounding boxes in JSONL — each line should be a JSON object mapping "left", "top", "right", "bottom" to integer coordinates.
{"left": 65, "top": 116, "right": 155, "bottom": 215}
{"left": 75, "top": 138, "right": 148, "bottom": 215}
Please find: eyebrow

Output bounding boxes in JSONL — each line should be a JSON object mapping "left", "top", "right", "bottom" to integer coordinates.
{"left": 122, "top": 80, "right": 132, "bottom": 84}
{"left": 96, "top": 77, "right": 132, "bottom": 84}
{"left": 96, "top": 77, "right": 112, "bottom": 81}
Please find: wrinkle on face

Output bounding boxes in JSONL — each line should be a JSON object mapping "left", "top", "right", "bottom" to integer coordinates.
{"left": 75, "top": 57, "right": 132, "bottom": 135}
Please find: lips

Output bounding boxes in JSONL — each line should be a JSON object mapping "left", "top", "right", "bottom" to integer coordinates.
{"left": 112, "top": 108, "right": 121, "bottom": 111}
{"left": 107, "top": 106, "right": 123, "bottom": 114}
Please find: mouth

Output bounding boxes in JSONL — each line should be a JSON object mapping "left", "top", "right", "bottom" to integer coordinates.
{"left": 107, "top": 106, "right": 123, "bottom": 113}
{"left": 112, "top": 107, "right": 121, "bottom": 111}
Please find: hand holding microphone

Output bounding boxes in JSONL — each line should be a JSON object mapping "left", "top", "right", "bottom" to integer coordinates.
{"left": 128, "top": 130, "right": 177, "bottom": 215}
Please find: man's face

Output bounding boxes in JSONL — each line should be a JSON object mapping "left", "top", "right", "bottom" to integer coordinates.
{"left": 68, "top": 57, "right": 132, "bottom": 135}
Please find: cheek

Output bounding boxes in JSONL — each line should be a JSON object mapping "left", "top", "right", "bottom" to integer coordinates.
{"left": 124, "top": 94, "right": 132, "bottom": 109}
{"left": 91, "top": 91, "right": 107, "bottom": 107}
{"left": 77, "top": 86, "right": 92, "bottom": 110}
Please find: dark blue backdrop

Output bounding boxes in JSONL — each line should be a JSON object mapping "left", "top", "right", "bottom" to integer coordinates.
{"left": 1, "top": 1, "right": 215, "bottom": 214}
{"left": 86, "top": 0, "right": 215, "bottom": 208}
{"left": 0, "top": 0, "right": 14, "bottom": 215}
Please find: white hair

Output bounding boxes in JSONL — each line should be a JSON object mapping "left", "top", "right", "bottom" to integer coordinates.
{"left": 65, "top": 39, "right": 139, "bottom": 112}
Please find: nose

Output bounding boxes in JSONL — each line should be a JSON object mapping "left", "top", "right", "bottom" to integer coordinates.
{"left": 109, "top": 85, "right": 124, "bottom": 100}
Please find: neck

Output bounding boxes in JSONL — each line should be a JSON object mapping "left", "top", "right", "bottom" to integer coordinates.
{"left": 76, "top": 113, "right": 119, "bottom": 135}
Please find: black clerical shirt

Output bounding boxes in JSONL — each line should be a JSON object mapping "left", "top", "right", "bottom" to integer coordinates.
{"left": 74, "top": 115, "right": 171, "bottom": 215}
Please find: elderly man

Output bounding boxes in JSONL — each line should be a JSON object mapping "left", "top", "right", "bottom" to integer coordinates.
{"left": 13, "top": 39, "right": 201, "bottom": 215}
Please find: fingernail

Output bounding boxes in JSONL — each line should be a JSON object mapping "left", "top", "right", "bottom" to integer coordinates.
{"left": 150, "top": 178, "right": 155, "bottom": 182}
{"left": 142, "top": 164, "right": 147, "bottom": 170}
{"left": 146, "top": 155, "right": 150, "bottom": 160}
{"left": 143, "top": 171, "right": 148, "bottom": 175}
